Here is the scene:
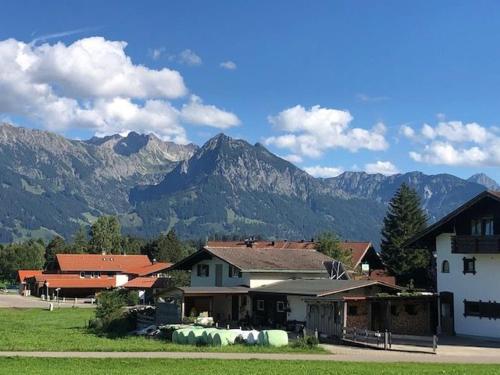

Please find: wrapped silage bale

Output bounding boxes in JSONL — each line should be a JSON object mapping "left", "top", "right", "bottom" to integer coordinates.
{"left": 257, "top": 331, "right": 268, "bottom": 346}
{"left": 172, "top": 328, "right": 189, "bottom": 344}
{"left": 187, "top": 329, "right": 205, "bottom": 345}
{"left": 264, "top": 330, "right": 288, "bottom": 347}
{"left": 213, "top": 331, "right": 239, "bottom": 346}
{"left": 201, "top": 328, "right": 219, "bottom": 345}
{"left": 245, "top": 330, "right": 260, "bottom": 345}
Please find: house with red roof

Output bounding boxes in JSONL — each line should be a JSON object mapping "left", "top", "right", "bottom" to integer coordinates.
{"left": 18, "top": 253, "right": 172, "bottom": 298}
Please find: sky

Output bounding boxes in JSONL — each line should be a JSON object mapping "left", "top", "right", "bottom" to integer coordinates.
{"left": 2, "top": 1, "right": 500, "bottom": 180}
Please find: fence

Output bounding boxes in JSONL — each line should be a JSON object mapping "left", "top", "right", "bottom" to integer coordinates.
{"left": 342, "top": 327, "right": 437, "bottom": 353}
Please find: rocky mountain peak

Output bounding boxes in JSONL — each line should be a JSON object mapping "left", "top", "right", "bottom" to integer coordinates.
{"left": 468, "top": 173, "right": 500, "bottom": 191}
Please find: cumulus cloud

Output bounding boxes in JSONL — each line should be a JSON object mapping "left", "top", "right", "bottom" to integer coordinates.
{"left": 304, "top": 165, "right": 344, "bottom": 178}
{"left": 177, "top": 49, "right": 202, "bottom": 66}
{"left": 180, "top": 95, "right": 240, "bottom": 129}
{"left": 356, "top": 93, "right": 390, "bottom": 102}
{"left": 282, "top": 154, "right": 303, "bottom": 164}
{"left": 220, "top": 61, "right": 237, "bottom": 70}
{"left": 364, "top": 160, "right": 399, "bottom": 175}
{"left": 0, "top": 37, "right": 239, "bottom": 142}
{"left": 403, "top": 120, "right": 500, "bottom": 166}
{"left": 149, "top": 47, "right": 165, "bottom": 60}
{"left": 264, "top": 105, "right": 388, "bottom": 158}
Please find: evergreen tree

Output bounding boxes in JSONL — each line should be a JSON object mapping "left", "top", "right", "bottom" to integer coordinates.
{"left": 316, "top": 232, "right": 352, "bottom": 268}
{"left": 72, "top": 225, "right": 89, "bottom": 253}
{"left": 0, "top": 240, "right": 45, "bottom": 280}
{"left": 143, "top": 229, "right": 189, "bottom": 263}
{"left": 380, "top": 183, "right": 430, "bottom": 284}
{"left": 120, "top": 235, "right": 145, "bottom": 255}
{"left": 45, "top": 236, "right": 67, "bottom": 269}
{"left": 89, "top": 216, "right": 122, "bottom": 254}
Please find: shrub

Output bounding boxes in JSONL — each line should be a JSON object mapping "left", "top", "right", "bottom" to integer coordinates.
{"left": 291, "top": 335, "right": 319, "bottom": 349}
{"left": 92, "top": 289, "right": 138, "bottom": 336}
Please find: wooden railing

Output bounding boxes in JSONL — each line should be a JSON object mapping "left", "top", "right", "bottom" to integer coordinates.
{"left": 451, "top": 235, "right": 500, "bottom": 254}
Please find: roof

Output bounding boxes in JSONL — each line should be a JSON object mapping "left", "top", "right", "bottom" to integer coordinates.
{"left": 206, "top": 240, "right": 317, "bottom": 249}
{"left": 31, "top": 274, "right": 116, "bottom": 289}
{"left": 17, "top": 270, "right": 43, "bottom": 282}
{"left": 405, "top": 190, "right": 500, "bottom": 248}
{"left": 176, "top": 286, "right": 249, "bottom": 295}
{"left": 250, "top": 278, "right": 400, "bottom": 297}
{"left": 338, "top": 242, "right": 372, "bottom": 268}
{"left": 55, "top": 254, "right": 171, "bottom": 274}
{"left": 123, "top": 276, "right": 168, "bottom": 289}
{"left": 172, "top": 246, "right": 332, "bottom": 272}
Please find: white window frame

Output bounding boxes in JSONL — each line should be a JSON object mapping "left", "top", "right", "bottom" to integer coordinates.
{"left": 276, "top": 301, "right": 286, "bottom": 313}
{"left": 256, "top": 300, "right": 265, "bottom": 311}
{"left": 197, "top": 264, "right": 210, "bottom": 277}
{"left": 228, "top": 265, "right": 242, "bottom": 278}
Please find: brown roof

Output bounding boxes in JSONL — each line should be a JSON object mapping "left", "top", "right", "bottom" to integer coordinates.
{"left": 55, "top": 254, "right": 171, "bottom": 274}
{"left": 123, "top": 277, "right": 157, "bottom": 289}
{"left": 338, "top": 242, "right": 372, "bottom": 268}
{"left": 206, "top": 240, "right": 316, "bottom": 249}
{"left": 31, "top": 274, "right": 116, "bottom": 289}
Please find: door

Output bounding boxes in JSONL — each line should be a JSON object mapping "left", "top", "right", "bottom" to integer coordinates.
{"left": 440, "top": 292, "right": 455, "bottom": 335}
{"left": 215, "top": 264, "right": 223, "bottom": 286}
{"left": 231, "top": 295, "right": 239, "bottom": 321}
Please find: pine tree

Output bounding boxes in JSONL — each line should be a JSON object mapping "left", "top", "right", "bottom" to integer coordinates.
{"left": 72, "top": 225, "right": 89, "bottom": 253}
{"left": 44, "top": 236, "right": 67, "bottom": 269}
{"left": 143, "top": 229, "right": 189, "bottom": 263}
{"left": 380, "top": 183, "right": 430, "bottom": 284}
{"left": 89, "top": 216, "right": 122, "bottom": 254}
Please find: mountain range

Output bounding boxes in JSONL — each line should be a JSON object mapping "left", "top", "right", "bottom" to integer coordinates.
{"left": 0, "top": 123, "right": 494, "bottom": 246}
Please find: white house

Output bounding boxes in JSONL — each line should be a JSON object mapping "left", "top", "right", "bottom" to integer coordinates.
{"left": 407, "top": 191, "right": 500, "bottom": 339}
{"left": 166, "top": 240, "right": 332, "bottom": 322}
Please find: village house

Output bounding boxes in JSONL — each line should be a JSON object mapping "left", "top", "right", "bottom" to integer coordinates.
{"left": 163, "top": 239, "right": 397, "bottom": 327}
{"left": 18, "top": 253, "right": 172, "bottom": 299}
{"left": 406, "top": 190, "right": 500, "bottom": 339}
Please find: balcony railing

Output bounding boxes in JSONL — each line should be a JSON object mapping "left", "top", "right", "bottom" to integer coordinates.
{"left": 451, "top": 235, "right": 500, "bottom": 254}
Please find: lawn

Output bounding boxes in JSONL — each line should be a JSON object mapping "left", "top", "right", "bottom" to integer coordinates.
{"left": 0, "top": 308, "right": 324, "bottom": 353}
{"left": 0, "top": 358, "right": 499, "bottom": 375}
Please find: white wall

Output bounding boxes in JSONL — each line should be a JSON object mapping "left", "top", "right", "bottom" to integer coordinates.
{"left": 247, "top": 272, "right": 326, "bottom": 288}
{"left": 287, "top": 295, "right": 308, "bottom": 322}
{"left": 436, "top": 233, "right": 500, "bottom": 338}
{"left": 115, "top": 274, "right": 129, "bottom": 287}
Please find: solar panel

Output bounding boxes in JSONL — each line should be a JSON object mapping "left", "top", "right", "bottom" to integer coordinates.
{"left": 323, "top": 260, "right": 350, "bottom": 280}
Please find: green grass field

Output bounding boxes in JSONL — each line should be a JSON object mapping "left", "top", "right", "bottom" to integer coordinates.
{"left": 0, "top": 308, "right": 323, "bottom": 353}
{"left": 0, "top": 358, "right": 499, "bottom": 375}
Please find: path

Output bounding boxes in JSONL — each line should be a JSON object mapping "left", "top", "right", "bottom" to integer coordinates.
{"left": 1, "top": 346, "right": 500, "bottom": 363}
{"left": 0, "top": 294, "right": 94, "bottom": 308}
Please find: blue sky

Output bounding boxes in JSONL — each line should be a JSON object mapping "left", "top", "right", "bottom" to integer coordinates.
{"left": 2, "top": 1, "right": 500, "bottom": 180}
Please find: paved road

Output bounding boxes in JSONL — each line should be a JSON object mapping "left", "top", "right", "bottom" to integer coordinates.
{"left": 1, "top": 346, "right": 500, "bottom": 363}
{"left": 0, "top": 294, "right": 94, "bottom": 308}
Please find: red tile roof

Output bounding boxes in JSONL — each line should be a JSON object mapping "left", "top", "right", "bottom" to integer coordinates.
{"left": 55, "top": 254, "right": 171, "bottom": 274}
{"left": 17, "top": 270, "right": 43, "bottom": 282}
{"left": 123, "top": 277, "right": 157, "bottom": 289}
{"left": 32, "top": 274, "right": 116, "bottom": 289}
{"left": 338, "top": 242, "right": 372, "bottom": 268}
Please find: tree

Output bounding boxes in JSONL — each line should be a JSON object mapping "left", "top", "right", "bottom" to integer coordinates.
{"left": 72, "top": 225, "right": 89, "bottom": 253}
{"left": 44, "top": 236, "right": 67, "bottom": 269}
{"left": 380, "top": 183, "right": 430, "bottom": 285}
{"left": 0, "top": 240, "right": 45, "bottom": 280}
{"left": 89, "top": 216, "right": 122, "bottom": 254}
{"left": 120, "top": 235, "right": 145, "bottom": 255}
{"left": 143, "top": 229, "right": 188, "bottom": 263}
{"left": 316, "top": 232, "right": 352, "bottom": 267}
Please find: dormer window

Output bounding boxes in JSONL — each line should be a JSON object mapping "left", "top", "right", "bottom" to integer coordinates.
{"left": 442, "top": 260, "right": 450, "bottom": 273}
{"left": 471, "top": 218, "right": 494, "bottom": 236}
{"left": 228, "top": 265, "right": 242, "bottom": 278}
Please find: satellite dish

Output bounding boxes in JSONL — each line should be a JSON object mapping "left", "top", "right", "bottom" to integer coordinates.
{"left": 323, "top": 260, "right": 350, "bottom": 280}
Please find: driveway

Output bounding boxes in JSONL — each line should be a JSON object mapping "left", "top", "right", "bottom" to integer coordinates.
{"left": 0, "top": 294, "right": 95, "bottom": 308}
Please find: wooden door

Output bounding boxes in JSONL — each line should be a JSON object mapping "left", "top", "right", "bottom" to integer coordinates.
{"left": 440, "top": 292, "right": 455, "bottom": 335}
{"left": 215, "top": 264, "right": 223, "bottom": 286}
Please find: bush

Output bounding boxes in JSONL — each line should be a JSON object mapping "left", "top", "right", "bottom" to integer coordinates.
{"left": 291, "top": 335, "right": 319, "bottom": 349}
{"left": 92, "top": 289, "right": 138, "bottom": 336}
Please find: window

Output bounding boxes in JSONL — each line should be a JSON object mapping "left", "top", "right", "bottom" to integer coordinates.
{"left": 471, "top": 219, "right": 482, "bottom": 235}
{"left": 442, "top": 260, "right": 450, "bottom": 273}
{"left": 464, "top": 300, "right": 500, "bottom": 319}
{"left": 348, "top": 305, "right": 358, "bottom": 316}
{"left": 228, "top": 265, "right": 242, "bottom": 278}
{"left": 276, "top": 301, "right": 286, "bottom": 313}
{"left": 256, "top": 300, "right": 265, "bottom": 311}
{"left": 196, "top": 264, "right": 210, "bottom": 277}
{"left": 79, "top": 272, "right": 84, "bottom": 278}
{"left": 463, "top": 257, "right": 476, "bottom": 275}
{"left": 484, "top": 218, "right": 494, "bottom": 236}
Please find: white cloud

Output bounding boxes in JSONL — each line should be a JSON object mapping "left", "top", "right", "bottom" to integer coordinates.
{"left": 0, "top": 37, "right": 239, "bottom": 142}
{"left": 304, "top": 165, "right": 344, "bottom": 178}
{"left": 220, "top": 61, "right": 237, "bottom": 70}
{"left": 400, "top": 124, "right": 416, "bottom": 139}
{"left": 356, "top": 93, "right": 390, "bottom": 102}
{"left": 180, "top": 95, "right": 240, "bottom": 129}
{"left": 282, "top": 154, "right": 303, "bottom": 163}
{"left": 364, "top": 160, "right": 399, "bottom": 175}
{"left": 406, "top": 120, "right": 500, "bottom": 167}
{"left": 149, "top": 47, "right": 165, "bottom": 60}
{"left": 264, "top": 105, "right": 388, "bottom": 158}
{"left": 178, "top": 49, "right": 202, "bottom": 66}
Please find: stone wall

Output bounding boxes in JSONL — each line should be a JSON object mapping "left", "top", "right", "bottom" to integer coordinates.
{"left": 389, "top": 300, "right": 432, "bottom": 335}
{"left": 346, "top": 300, "right": 369, "bottom": 330}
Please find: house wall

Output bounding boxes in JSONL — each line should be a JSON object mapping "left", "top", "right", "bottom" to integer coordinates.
{"left": 190, "top": 258, "right": 326, "bottom": 288}
{"left": 287, "top": 295, "right": 308, "bottom": 322}
{"left": 116, "top": 274, "right": 129, "bottom": 287}
{"left": 436, "top": 233, "right": 500, "bottom": 338}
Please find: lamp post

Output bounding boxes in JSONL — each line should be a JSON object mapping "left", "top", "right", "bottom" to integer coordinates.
{"left": 55, "top": 288, "right": 61, "bottom": 303}
{"left": 45, "top": 281, "right": 50, "bottom": 301}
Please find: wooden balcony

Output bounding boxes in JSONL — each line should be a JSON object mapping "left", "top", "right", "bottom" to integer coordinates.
{"left": 451, "top": 235, "right": 500, "bottom": 254}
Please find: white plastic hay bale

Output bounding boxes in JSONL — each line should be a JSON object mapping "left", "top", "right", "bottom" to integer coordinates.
{"left": 265, "top": 330, "right": 288, "bottom": 347}
{"left": 187, "top": 329, "right": 205, "bottom": 345}
{"left": 212, "top": 331, "right": 239, "bottom": 346}
{"left": 201, "top": 328, "right": 218, "bottom": 345}
{"left": 257, "top": 331, "right": 268, "bottom": 346}
{"left": 242, "top": 330, "right": 260, "bottom": 345}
